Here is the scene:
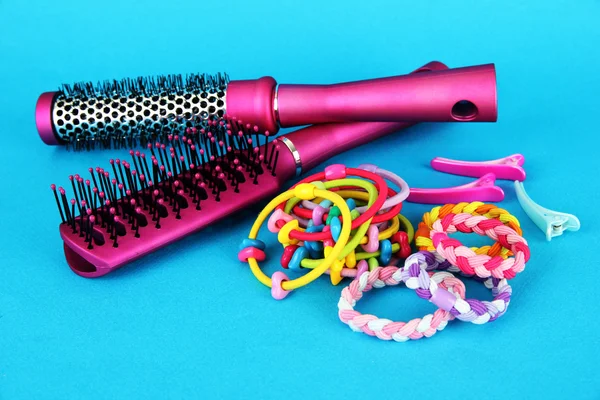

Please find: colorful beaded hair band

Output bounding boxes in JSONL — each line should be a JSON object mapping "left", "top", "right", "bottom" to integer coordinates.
{"left": 298, "top": 164, "right": 409, "bottom": 215}
{"left": 272, "top": 164, "right": 390, "bottom": 242}
{"left": 239, "top": 183, "right": 353, "bottom": 299}
{"left": 275, "top": 178, "right": 380, "bottom": 285}
{"left": 290, "top": 187, "right": 403, "bottom": 227}
{"left": 291, "top": 214, "right": 414, "bottom": 281}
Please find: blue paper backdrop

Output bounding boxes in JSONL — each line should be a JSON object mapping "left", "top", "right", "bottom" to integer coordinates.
{"left": 1, "top": 0, "right": 598, "bottom": 398}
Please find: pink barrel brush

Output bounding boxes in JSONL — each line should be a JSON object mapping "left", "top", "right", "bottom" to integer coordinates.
{"left": 49, "top": 61, "right": 457, "bottom": 278}
{"left": 36, "top": 62, "right": 495, "bottom": 149}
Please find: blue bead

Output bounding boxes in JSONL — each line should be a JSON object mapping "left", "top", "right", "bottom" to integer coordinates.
{"left": 320, "top": 200, "right": 332, "bottom": 208}
{"left": 304, "top": 225, "right": 324, "bottom": 257}
{"left": 239, "top": 238, "right": 266, "bottom": 251}
{"left": 346, "top": 198, "right": 356, "bottom": 211}
{"left": 289, "top": 246, "right": 309, "bottom": 270}
{"left": 306, "top": 225, "right": 324, "bottom": 233}
{"left": 330, "top": 218, "right": 342, "bottom": 242}
{"left": 379, "top": 239, "right": 392, "bottom": 265}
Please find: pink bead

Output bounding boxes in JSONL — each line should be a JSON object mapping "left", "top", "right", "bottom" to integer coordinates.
{"left": 312, "top": 206, "right": 326, "bottom": 226}
{"left": 238, "top": 247, "right": 266, "bottom": 263}
{"left": 267, "top": 209, "right": 294, "bottom": 233}
{"left": 360, "top": 225, "right": 380, "bottom": 253}
{"left": 324, "top": 164, "right": 347, "bottom": 180}
{"left": 271, "top": 271, "right": 291, "bottom": 300}
{"left": 355, "top": 260, "right": 369, "bottom": 279}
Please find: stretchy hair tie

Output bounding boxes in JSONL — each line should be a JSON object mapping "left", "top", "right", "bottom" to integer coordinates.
{"left": 400, "top": 251, "right": 512, "bottom": 324}
{"left": 273, "top": 178, "right": 377, "bottom": 285}
{"left": 337, "top": 266, "right": 466, "bottom": 341}
{"left": 274, "top": 164, "right": 389, "bottom": 241}
{"left": 239, "top": 183, "right": 353, "bottom": 299}
{"left": 421, "top": 206, "right": 530, "bottom": 280}
{"left": 291, "top": 188, "right": 403, "bottom": 226}
{"left": 299, "top": 164, "right": 409, "bottom": 214}
{"left": 296, "top": 214, "right": 414, "bottom": 280}
{"left": 416, "top": 202, "right": 522, "bottom": 259}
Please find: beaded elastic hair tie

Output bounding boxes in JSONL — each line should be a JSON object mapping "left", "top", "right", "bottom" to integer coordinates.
{"left": 239, "top": 183, "right": 353, "bottom": 299}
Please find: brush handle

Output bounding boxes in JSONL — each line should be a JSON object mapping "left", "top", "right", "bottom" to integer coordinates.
{"left": 275, "top": 61, "right": 450, "bottom": 176}
{"left": 226, "top": 63, "right": 496, "bottom": 133}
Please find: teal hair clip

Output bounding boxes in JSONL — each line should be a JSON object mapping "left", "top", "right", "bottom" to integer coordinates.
{"left": 515, "top": 181, "right": 580, "bottom": 241}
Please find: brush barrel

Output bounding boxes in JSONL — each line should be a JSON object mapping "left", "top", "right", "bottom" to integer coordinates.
{"left": 36, "top": 76, "right": 228, "bottom": 146}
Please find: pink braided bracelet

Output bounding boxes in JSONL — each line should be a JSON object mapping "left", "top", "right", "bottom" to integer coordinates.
{"left": 337, "top": 266, "right": 466, "bottom": 341}
{"left": 430, "top": 213, "right": 530, "bottom": 279}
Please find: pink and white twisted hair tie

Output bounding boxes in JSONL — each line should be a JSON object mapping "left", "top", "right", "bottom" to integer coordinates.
{"left": 337, "top": 266, "right": 466, "bottom": 342}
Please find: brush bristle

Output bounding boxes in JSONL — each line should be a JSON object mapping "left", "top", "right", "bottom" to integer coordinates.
{"left": 51, "top": 117, "right": 281, "bottom": 250}
{"left": 52, "top": 73, "right": 230, "bottom": 150}
{"left": 59, "top": 72, "right": 229, "bottom": 99}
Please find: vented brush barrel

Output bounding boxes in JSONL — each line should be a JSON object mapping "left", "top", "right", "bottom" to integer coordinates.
{"left": 36, "top": 63, "right": 496, "bottom": 148}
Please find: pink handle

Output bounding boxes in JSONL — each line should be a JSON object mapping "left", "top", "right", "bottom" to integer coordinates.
{"left": 226, "top": 63, "right": 496, "bottom": 132}
{"left": 277, "top": 61, "right": 451, "bottom": 173}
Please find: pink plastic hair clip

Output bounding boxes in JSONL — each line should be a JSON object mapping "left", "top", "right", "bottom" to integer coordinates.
{"left": 407, "top": 173, "right": 504, "bottom": 204}
{"left": 430, "top": 154, "right": 526, "bottom": 181}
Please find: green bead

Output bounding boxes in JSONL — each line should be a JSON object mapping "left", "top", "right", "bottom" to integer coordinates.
{"left": 368, "top": 257, "right": 379, "bottom": 271}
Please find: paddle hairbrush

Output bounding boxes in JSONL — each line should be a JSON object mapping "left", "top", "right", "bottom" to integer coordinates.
{"left": 49, "top": 61, "right": 450, "bottom": 278}
{"left": 37, "top": 62, "right": 496, "bottom": 150}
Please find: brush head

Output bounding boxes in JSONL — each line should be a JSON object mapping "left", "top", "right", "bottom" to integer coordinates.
{"left": 37, "top": 73, "right": 229, "bottom": 150}
{"left": 50, "top": 118, "right": 294, "bottom": 277}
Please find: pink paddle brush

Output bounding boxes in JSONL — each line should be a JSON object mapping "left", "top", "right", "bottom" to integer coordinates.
{"left": 36, "top": 62, "right": 495, "bottom": 149}
{"left": 49, "top": 61, "right": 451, "bottom": 278}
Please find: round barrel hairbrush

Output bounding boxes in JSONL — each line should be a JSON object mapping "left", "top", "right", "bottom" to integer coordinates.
{"left": 36, "top": 63, "right": 497, "bottom": 150}
{"left": 49, "top": 61, "right": 449, "bottom": 278}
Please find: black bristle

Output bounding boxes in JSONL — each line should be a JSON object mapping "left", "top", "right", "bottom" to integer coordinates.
{"left": 51, "top": 116, "right": 280, "bottom": 251}
{"left": 59, "top": 73, "right": 228, "bottom": 101}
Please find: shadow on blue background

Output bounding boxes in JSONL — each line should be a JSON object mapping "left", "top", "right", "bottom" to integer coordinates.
{"left": 1, "top": 0, "right": 599, "bottom": 398}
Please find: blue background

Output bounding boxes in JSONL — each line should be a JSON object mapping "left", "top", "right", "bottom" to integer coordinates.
{"left": 1, "top": 0, "right": 599, "bottom": 398}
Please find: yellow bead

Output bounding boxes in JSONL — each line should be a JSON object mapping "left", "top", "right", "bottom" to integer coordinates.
{"left": 346, "top": 250, "right": 357, "bottom": 268}
{"left": 278, "top": 219, "right": 300, "bottom": 245}
{"left": 294, "top": 183, "right": 317, "bottom": 200}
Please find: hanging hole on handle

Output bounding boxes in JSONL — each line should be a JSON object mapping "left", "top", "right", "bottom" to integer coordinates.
{"left": 451, "top": 100, "right": 478, "bottom": 121}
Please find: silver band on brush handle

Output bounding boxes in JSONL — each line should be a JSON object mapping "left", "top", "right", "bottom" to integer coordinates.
{"left": 278, "top": 136, "right": 302, "bottom": 177}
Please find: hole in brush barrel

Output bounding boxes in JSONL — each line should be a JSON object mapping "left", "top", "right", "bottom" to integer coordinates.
{"left": 451, "top": 100, "right": 478, "bottom": 121}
